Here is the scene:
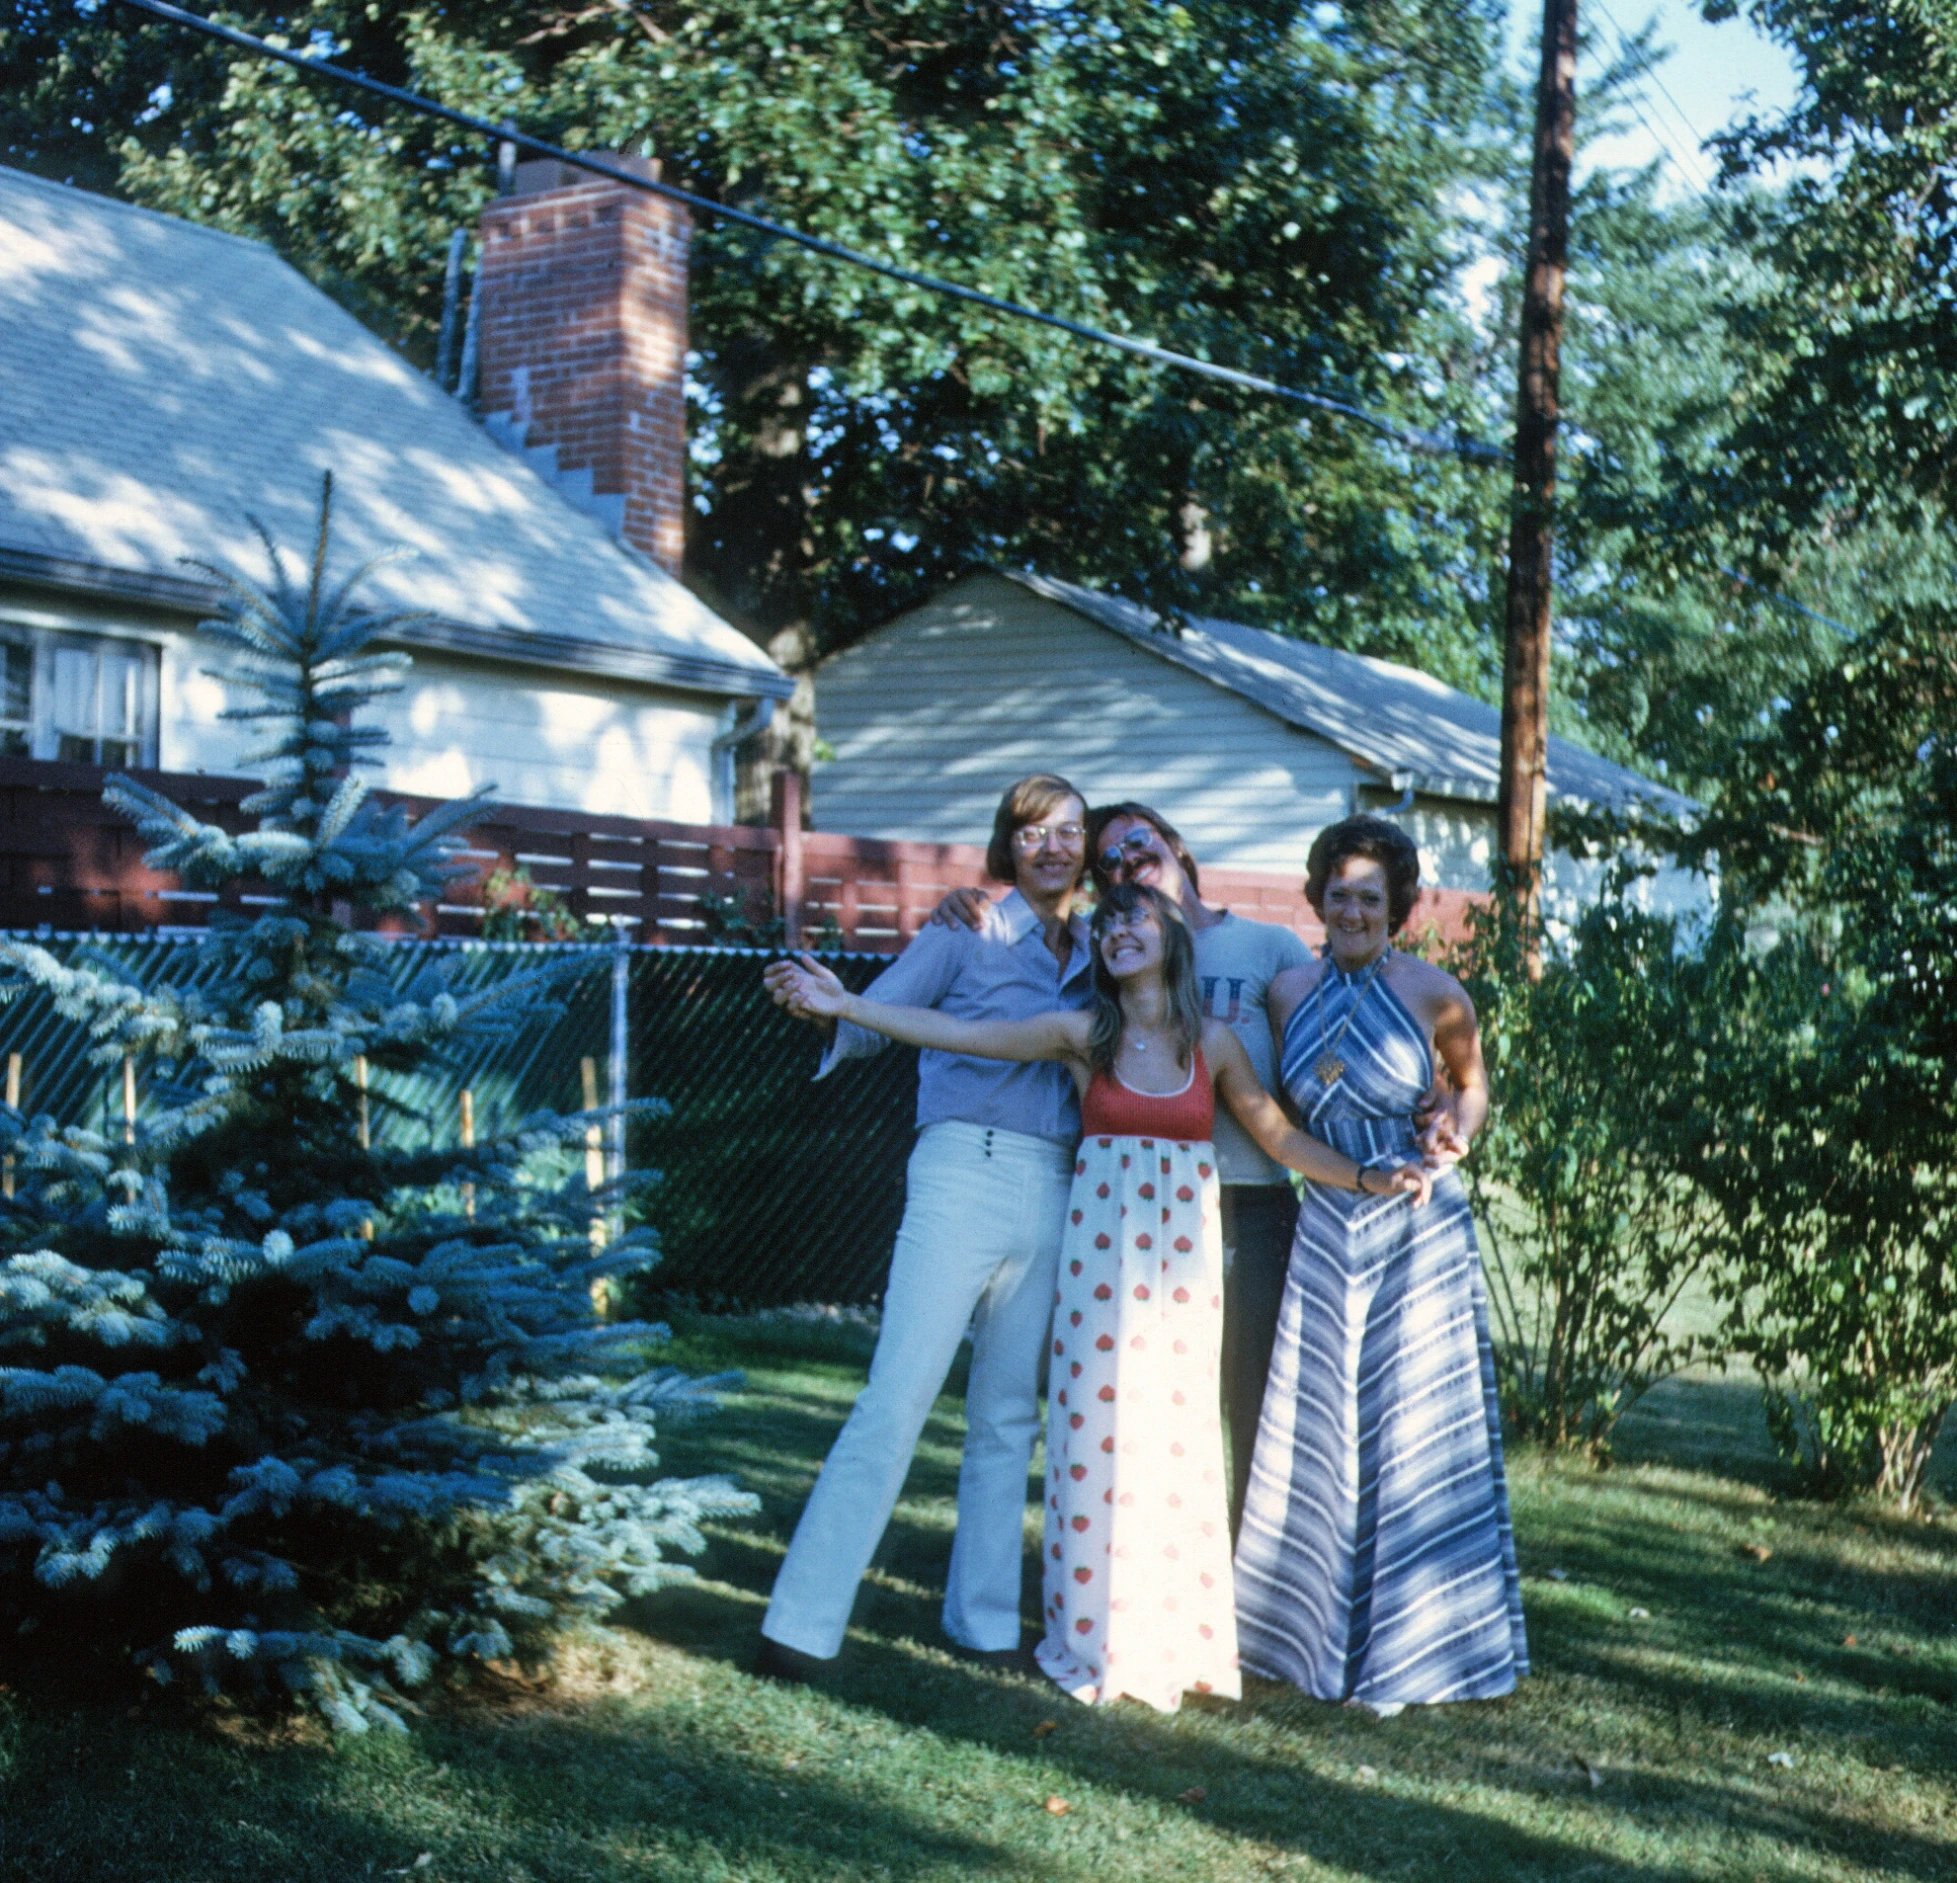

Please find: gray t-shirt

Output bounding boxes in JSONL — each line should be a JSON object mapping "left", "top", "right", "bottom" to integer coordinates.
{"left": 1193, "top": 912, "right": 1314, "bottom": 1185}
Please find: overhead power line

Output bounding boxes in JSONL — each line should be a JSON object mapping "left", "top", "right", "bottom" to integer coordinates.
{"left": 1586, "top": 0, "right": 1715, "bottom": 192}
{"left": 115, "top": 0, "right": 1508, "bottom": 467}
{"left": 1719, "top": 567, "right": 1856, "bottom": 638}
{"left": 1592, "top": 0, "right": 1713, "bottom": 164}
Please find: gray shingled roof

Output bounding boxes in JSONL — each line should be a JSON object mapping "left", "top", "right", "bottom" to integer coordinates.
{"left": 1007, "top": 571, "right": 1693, "bottom": 817}
{"left": 0, "top": 165, "right": 790, "bottom": 700}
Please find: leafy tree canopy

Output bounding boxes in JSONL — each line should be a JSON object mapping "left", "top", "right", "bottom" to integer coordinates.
{"left": 1705, "top": 0, "right": 1957, "bottom": 547}
{"left": 1, "top": 0, "right": 1512, "bottom": 689}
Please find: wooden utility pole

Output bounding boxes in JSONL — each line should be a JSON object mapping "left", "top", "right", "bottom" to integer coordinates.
{"left": 1500, "top": 0, "right": 1578, "bottom": 973}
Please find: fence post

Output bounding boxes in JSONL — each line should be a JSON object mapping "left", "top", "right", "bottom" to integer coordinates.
{"left": 459, "top": 1087, "right": 476, "bottom": 1220}
{"left": 772, "top": 768, "right": 805, "bottom": 948}
{"left": 607, "top": 928, "right": 629, "bottom": 1188}
{"left": 3, "top": 1051, "right": 20, "bottom": 1199}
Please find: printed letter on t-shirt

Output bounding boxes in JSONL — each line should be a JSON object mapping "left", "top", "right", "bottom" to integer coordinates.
{"left": 1200, "top": 976, "right": 1245, "bottom": 1024}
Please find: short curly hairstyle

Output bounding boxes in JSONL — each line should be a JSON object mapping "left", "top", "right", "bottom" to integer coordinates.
{"left": 1304, "top": 814, "right": 1422, "bottom": 934}
{"left": 985, "top": 773, "right": 1085, "bottom": 882}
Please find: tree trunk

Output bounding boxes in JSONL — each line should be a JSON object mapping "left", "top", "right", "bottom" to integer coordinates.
{"left": 1500, "top": 0, "right": 1578, "bottom": 977}
{"left": 687, "top": 337, "right": 821, "bottom": 820}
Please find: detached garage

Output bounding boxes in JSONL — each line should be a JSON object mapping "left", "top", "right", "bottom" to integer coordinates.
{"left": 810, "top": 570, "right": 1701, "bottom": 919}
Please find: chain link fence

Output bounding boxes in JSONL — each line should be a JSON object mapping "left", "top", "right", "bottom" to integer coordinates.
{"left": 0, "top": 934, "right": 918, "bottom": 1308}
{"left": 626, "top": 946, "right": 916, "bottom": 1307}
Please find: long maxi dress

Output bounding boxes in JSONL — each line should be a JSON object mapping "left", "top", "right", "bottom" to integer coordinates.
{"left": 1233, "top": 955, "right": 1528, "bottom": 1706}
{"left": 1035, "top": 1052, "right": 1241, "bottom": 1713}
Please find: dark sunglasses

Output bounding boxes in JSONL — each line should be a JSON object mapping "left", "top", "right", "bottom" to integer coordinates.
{"left": 1096, "top": 827, "right": 1158, "bottom": 876}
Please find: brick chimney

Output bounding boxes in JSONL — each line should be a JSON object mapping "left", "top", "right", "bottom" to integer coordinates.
{"left": 476, "top": 156, "right": 690, "bottom": 577}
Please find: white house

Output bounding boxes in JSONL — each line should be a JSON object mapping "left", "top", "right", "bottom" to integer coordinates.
{"left": 812, "top": 571, "right": 1703, "bottom": 917}
{"left": 0, "top": 161, "right": 791, "bottom": 823}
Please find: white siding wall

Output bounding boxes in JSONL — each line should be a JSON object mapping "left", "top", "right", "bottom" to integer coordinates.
{"left": 817, "top": 578, "right": 1717, "bottom": 915}
{"left": 1374, "top": 795, "right": 1498, "bottom": 897}
{"left": 1542, "top": 849, "right": 1716, "bottom": 932}
{"left": 1369, "top": 792, "right": 1710, "bottom": 923}
{"left": 813, "top": 574, "right": 1362, "bottom": 878}
{"left": 164, "top": 632, "right": 725, "bottom": 820}
{"left": 374, "top": 658, "right": 725, "bottom": 822}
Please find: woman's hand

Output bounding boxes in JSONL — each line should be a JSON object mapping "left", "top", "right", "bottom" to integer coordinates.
{"left": 1417, "top": 1095, "right": 1473, "bottom": 1169}
{"left": 1367, "top": 1161, "right": 1433, "bottom": 1208}
{"left": 762, "top": 954, "right": 850, "bottom": 1020}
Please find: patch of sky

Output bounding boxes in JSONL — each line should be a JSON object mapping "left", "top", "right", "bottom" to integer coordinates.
{"left": 1505, "top": 0, "right": 1799, "bottom": 198}
{"left": 684, "top": 357, "right": 725, "bottom": 468}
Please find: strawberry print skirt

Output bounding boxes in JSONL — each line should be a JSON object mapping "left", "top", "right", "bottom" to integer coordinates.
{"left": 1034, "top": 1133, "right": 1240, "bottom": 1712}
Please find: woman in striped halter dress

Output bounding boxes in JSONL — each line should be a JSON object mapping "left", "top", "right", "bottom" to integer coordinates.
{"left": 1234, "top": 816, "right": 1528, "bottom": 1711}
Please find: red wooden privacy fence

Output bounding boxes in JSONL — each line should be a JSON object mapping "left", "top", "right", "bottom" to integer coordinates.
{"left": 0, "top": 758, "right": 1478, "bottom": 952}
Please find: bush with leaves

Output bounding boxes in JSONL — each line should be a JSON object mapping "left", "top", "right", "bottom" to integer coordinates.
{"left": 0, "top": 480, "right": 755, "bottom": 1728}
{"left": 1683, "top": 607, "right": 1957, "bottom": 1511}
{"left": 1454, "top": 875, "right": 1734, "bottom": 1454}
{"left": 479, "top": 865, "right": 598, "bottom": 943}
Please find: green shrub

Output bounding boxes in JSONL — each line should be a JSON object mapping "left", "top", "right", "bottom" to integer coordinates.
{"left": 1686, "top": 606, "right": 1957, "bottom": 1511}
{"left": 1456, "top": 877, "right": 1734, "bottom": 1454}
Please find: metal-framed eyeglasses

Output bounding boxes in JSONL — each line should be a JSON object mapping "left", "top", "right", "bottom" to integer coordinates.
{"left": 1011, "top": 821, "right": 1087, "bottom": 854}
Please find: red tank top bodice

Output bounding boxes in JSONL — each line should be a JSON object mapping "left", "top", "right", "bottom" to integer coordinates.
{"left": 1079, "top": 1049, "right": 1214, "bottom": 1142}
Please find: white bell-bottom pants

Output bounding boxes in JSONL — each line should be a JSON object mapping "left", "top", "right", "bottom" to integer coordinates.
{"left": 762, "top": 1120, "right": 1074, "bottom": 1658}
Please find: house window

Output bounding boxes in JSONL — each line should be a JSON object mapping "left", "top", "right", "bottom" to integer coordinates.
{"left": 0, "top": 626, "right": 158, "bottom": 766}
{"left": 52, "top": 640, "right": 146, "bottom": 765}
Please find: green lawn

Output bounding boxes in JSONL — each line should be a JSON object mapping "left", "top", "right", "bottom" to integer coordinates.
{"left": 2, "top": 1310, "right": 1954, "bottom": 1882}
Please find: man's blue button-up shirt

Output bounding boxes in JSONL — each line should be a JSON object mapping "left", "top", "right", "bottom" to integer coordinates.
{"left": 816, "top": 888, "right": 1093, "bottom": 1145}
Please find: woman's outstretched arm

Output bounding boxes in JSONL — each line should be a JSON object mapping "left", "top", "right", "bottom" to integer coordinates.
{"left": 1204, "top": 1024, "right": 1432, "bottom": 1205}
{"left": 766, "top": 954, "right": 1088, "bottom": 1065}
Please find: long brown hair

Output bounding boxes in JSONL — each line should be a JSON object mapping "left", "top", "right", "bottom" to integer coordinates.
{"left": 1087, "top": 882, "right": 1204, "bottom": 1077}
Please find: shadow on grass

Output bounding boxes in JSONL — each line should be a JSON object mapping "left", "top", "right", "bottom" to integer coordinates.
{"left": 640, "top": 1575, "right": 1957, "bottom": 1883}
{"left": 1610, "top": 1368, "right": 1957, "bottom": 1504}
{"left": 639, "top": 1318, "right": 1957, "bottom": 1883}
{"left": 0, "top": 1698, "right": 1013, "bottom": 1883}
{"left": 1608, "top": 1371, "right": 1785, "bottom": 1485}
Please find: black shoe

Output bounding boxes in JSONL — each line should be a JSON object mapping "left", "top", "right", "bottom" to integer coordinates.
{"left": 954, "top": 1642, "right": 1040, "bottom": 1676}
{"left": 752, "top": 1634, "right": 833, "bottom": 1685}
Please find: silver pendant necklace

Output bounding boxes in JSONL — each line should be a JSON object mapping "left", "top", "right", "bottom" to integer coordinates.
{"left": 1312, "top": 948, "right": 1390, "bottom": 1086}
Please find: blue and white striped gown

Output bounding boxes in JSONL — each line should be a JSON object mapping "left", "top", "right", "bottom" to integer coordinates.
{"left": 1233, "top": 954, "right": 1527, "bottom": 1705}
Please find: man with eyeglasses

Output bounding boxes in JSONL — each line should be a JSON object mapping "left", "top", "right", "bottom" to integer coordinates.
{"left": 754, "top": 773, "right": 1093, "bottom": 1681}
{"left": 931, "top": 800, "right": 1316, "bottom": 1542}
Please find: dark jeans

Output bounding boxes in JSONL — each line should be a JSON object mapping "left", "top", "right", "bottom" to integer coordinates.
{"left": 1220, "top": 1182, "right": 1301, "bottom": 1543}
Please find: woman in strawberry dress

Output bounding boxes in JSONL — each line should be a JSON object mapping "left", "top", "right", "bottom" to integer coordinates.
{"left": 771, "top": 882, "right": 1430, "bottom": 1713}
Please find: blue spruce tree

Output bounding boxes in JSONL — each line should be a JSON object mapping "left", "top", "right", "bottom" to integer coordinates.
{"left": 0, "top": 479, "right": 755, "bottom": 1731}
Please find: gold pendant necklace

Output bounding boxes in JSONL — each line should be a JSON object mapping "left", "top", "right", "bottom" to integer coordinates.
{"left": 1312, "top": 949, "right": 1390, "bottom": 1087}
